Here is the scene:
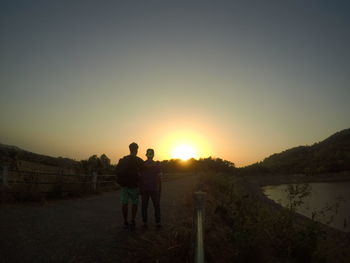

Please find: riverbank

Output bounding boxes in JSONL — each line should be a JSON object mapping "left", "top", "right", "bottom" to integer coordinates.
{"left": 202, "top": 172, "right": 350, "bottom": 263}
{"left": 242, "top": 171, "right": 350, "bottom": 234}
{"left": 246, "top": 171, "right": 350, "bottom": 262}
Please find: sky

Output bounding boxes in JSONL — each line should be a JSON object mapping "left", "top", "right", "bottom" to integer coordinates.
{"left": 1, "top": 0, "right": 349, "bottom": 167}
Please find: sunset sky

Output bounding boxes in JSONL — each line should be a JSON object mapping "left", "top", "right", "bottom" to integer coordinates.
{"left": 1, "top": 1, "right": 349, "bottom": 166}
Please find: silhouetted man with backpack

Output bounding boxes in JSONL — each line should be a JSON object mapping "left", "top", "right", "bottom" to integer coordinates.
{"left": 116, "top": 142, "right": 144, "bottom": 230}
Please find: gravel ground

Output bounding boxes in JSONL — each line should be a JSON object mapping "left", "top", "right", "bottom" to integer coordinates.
{"left": 0, "top": 176, "right": 198, "bottom": 263}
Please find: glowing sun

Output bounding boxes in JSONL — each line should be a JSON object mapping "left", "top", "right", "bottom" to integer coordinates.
{"left": 171, "top": 144, "right": 198, "bottom": 160}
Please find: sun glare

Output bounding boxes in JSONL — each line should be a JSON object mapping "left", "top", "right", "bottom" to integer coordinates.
{"left": 157, "top": 129, "right": 212, "bottom": 161}
{"left": 171, "top": 144, "right": 198, "bottom": 160}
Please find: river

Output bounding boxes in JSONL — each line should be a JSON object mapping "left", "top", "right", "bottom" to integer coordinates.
{"left": 263, "top": 181, "right": 350, "bottom": 232}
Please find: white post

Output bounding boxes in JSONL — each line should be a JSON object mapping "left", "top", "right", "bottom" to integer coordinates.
{"left": 194, "top": 191, "right": 206, "bottom": 263}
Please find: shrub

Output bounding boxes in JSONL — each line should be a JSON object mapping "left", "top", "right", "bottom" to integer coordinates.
{"left": 203, "top": 173, "right": 332, "bottom": 263}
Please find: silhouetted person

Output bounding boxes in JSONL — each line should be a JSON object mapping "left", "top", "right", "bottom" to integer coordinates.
{"left": 140, "top": 148, "right": 162, "bottom": 228}
{"left": 116, "top": 142, "right": 144, "bottom": 230}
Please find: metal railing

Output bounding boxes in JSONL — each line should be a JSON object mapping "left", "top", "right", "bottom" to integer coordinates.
{"left": 194, "top": 190, "right": 206, "bottom": 263}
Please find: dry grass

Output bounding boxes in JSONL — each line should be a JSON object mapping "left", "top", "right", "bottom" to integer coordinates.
{"left": 201, "top": 173, "right": 350, "bottom": 263}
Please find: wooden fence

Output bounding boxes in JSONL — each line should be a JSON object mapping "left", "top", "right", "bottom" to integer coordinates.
{"left": 0, "top": 165, "right": 117, "bottom": 199}
{"left": 0, "top": 164, "right": 192, "bottom": 202}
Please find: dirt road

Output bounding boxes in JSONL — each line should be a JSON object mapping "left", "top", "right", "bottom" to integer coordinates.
{"left": 0, "top": 175, "right": 198, "bottom": 263}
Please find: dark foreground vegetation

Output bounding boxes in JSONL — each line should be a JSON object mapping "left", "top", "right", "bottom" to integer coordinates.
{"left": 202, "top": 173, "right": 350, "bottom": 263}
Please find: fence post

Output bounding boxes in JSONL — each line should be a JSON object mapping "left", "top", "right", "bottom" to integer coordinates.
{"left": 92, "top": 172, "right": 98, "bottom": 192}
{"left": 194, "top": 191, "right": 206, "bottom": 263}
{"left": 54, "top": 170, "right": 63, "bottom": 197}
{"left": 1, "top": 165, "right": 9, "bottom": 187}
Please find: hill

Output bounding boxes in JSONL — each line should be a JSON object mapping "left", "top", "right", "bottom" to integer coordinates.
{"left": 0, "top": 143, "right": 80, "bottom": 172}
{"left": 245, "top": 128, "right": 350, "bottom": 174}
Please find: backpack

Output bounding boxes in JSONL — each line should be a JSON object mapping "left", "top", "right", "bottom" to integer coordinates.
{"left": 116, "top": 155, "right": 144, "bottom": 187}
{"left": 115, "top": 157, "right": 128, "bottom": 187}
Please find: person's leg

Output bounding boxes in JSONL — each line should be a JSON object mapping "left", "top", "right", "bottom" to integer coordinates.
{"left": 150, "top": 190, "right": 161, "bottom": 225}
{"left": 120, "top": 188, "right": 129, "bottom": 228}
{"left": 129, "top": 188, "right": 139, "bottom": 229}
{"left": 122, "top": 204, "right": 128, "bottom": 224}
{"left": 141, "top": 191, "right": 150, "bottom": 226}
{"left": 131, "top": 204, "right": 138, "bottom": 222}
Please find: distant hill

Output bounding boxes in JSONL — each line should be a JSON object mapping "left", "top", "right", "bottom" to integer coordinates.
{"left": 0, "top": 143, "right": 23, "bottom": 151}
{"left": 245, "top": 128, "right": 350, "bottom": 174}
{"left": 0, "top": 143, "right": 80, "bottom": 170}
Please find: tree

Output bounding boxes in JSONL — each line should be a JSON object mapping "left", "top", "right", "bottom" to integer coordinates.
{"left": 100, "top": 154, "right": 111, "bottom": 169}
{"left": 87, "top": 155, "right": 102, "bottom": 173}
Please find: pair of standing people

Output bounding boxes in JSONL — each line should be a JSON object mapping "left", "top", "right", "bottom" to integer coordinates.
{"left": 116, "top": 142, "right": 161, "bottom": 230}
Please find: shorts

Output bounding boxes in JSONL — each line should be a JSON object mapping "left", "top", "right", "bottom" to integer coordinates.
{"left": 120, "top": 187, "right": 139, "bottom": 205}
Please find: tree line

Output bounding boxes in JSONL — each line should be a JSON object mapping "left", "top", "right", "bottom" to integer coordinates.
{"left": 1, "top": 144, "right": 236, "bottom": 175}
{"left": 79, "top": 155, "right": 236, "bottom": 175}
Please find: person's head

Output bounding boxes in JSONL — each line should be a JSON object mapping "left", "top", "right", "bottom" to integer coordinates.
{"left": 145, "top": 148, "right": 154, "bottom": 160}
{"left": 129, "top": 142, "right": 138, "bottom": 156}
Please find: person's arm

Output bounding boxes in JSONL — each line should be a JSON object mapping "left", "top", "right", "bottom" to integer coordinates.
{"left": 138, "top": 157, "right": 145, "bottom": 172}
{"left": 137, "top": 157, "right": 145, "bottom": 188}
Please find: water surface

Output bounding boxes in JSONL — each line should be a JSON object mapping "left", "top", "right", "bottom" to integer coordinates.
{"left": 263, "top": 181, "right": 350, "bottom": 232}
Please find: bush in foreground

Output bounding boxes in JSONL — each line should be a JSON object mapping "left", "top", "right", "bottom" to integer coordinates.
{"left": 203, "top": 173, "right": 349, "bottom": 263}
